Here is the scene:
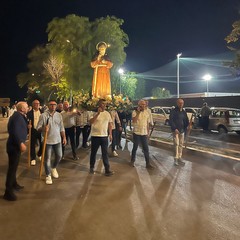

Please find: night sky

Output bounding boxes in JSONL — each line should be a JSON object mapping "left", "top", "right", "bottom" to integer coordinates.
{"left": 1, "top": 0, "right": 240, "bottom": 101}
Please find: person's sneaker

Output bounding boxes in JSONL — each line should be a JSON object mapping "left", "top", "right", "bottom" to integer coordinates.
{"left": 46, "top": 175, "right": 53, "bottom": 185}
{"left": 86, "top": 142, "right": 90, "bottom": 146}
{"left": 51, "top": 168, "right": 59, "bottom": 178}
{"left": 130, "top": 161, "right": 135, "bottom": 167}
{"left": 31, "top": 160, "right": 36, "bottom": 166}
{"left": 3, "top": 191, "right": 17, "bottom": 201}
{"left": 105, "top": 170, "right": 114, "bottom": 176}
{"left": 73, "top": 156, "right": 79, "bottom": 160}
{"left": 13, "top": 184, "right": 24, "bottom": 191}
{"left": 112, "top": 151, "right": 118, "bottom": 157}
{"left": 174, "top": 159, "right": 179, "bottom": 166}
{"left": 178, "top": 158, "right": 185, "bottom": 166}
{"left": 146, "top": 163, "right": 155, "bottom": 169}
{"left": 89, "top": 168, "right": 95, "bottom": 174}
{"left": 38, "top": 156, "right": 42, "bottom": 161}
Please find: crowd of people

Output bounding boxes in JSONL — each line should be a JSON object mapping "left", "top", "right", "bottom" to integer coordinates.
{"left": 3, "top": 97, "right": 191, "bottom": 201}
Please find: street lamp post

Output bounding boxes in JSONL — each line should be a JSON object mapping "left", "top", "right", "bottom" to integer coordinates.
{"left": 118, "top": 68, "right": 124, "bottom": 95}
{"left": 177, "top": 53, "right": 182, "bottom": 98}
{"left": 202, "top": 74, "right": 212, "bottom": 97}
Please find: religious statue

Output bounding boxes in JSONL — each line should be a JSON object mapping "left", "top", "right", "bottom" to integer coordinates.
{"left": 91, "top": 42, "right": 113, "bottom": 98}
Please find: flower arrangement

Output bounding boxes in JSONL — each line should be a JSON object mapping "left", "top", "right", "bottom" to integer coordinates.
{"left": 73, "top": 90, "right": 133, "bottom": 112}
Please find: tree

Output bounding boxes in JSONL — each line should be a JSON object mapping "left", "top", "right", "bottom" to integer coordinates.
{"left": 17, "top": 45, "right": 52, "bottom": 102}
{"left": 43, "top": 56, "right": 70, "bottom": 100}
{"left": 225, "top": 19, "right": 240, "bottom": 70}
{"left": 134, "top": 78, "right": 146, "bottom": 100}
{"left": 151, "top": 87, "right": 170, "bottom": 98}
{"left": 119, "top": 72, "right": 137, "bottom": 99}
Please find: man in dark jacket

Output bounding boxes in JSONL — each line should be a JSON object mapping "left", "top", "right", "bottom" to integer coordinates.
{"left": 27, "top": 99, "right": 43, "bottom": 166}
{"left": 3, "top": 102, "right": 28, "bottom": 201}
{"left": 169, "top": 98, "right": 189, "bottom": 166}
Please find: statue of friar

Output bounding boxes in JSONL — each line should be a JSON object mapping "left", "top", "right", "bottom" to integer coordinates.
{"left": 91, "top": 42, "right": 113, "bottom": 98}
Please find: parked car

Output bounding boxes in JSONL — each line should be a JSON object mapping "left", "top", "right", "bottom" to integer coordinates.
{"left": 195, "top": 107, "right": 240, "bottom": 134}
{"left": 151, "top": 106, "right": 172, "bottom": 125}
{"left": 184, "top": 107, "right": 201, "bottom": 128}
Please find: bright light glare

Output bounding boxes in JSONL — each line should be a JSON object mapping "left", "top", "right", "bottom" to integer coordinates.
{"left": 202, "top": 74, "right": 212, "bottom": 81}
{"left": 118, "top": 68, "right": 124, "bottom": 74}
{"left": 177, "top": 53, "right": 182, "bottom": 57}
{"left": 66, "top": 39, "right": 70, "bottom": 43}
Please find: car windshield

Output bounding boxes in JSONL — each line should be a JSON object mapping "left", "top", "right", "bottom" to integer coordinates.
{"left": 163, "top": 108, "right": 171, "bottom": 114}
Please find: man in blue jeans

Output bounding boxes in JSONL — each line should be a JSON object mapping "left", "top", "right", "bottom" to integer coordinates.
{"left": 37, "top": 100, "right": 67, "bottom": 184}
{"left": 131, "top": 100, "right": 154, "bottom": 169}
{"left": 89, "top": 99, "right": 113, "bottom": 176}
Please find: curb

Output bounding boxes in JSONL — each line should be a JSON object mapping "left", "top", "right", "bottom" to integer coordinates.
{"left": 126, "top": 133, "right": 240, "bottom": 162}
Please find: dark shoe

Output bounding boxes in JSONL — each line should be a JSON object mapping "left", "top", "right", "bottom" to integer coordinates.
{"left": 105, "top": 170, "right": 114, "bottom": 176}
{"left": 73, "top": 156, "right": 79, "bottom": 160}
{"left": 178, "top": 158, "right": 185, "bottom": 166}
{"left": 89, "top": 168, "right": 95, "bottom": 174}
{"left": 118, "top": 145, "right": 122, "bottom": 149}
{"left": 174, "top": 159, "right": 179, "bottom": 166}
{"left": 146, "top": 163, "right": 155, "bottom": 169}
{"left": 130, "top": 161, "right": 135, "bottom": 167}
{"left": 3, "top": 191, "right": 17, "bottom": 201}
{"left": 13, "top": 184, "right": 24, "bottom": 191}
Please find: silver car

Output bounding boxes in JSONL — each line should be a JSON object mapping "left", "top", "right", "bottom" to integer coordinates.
{"left": 208, "top": 107, "right": 240, "bottom": 134}
{"left": 151, "top": 106, "right": 171, "bottom": 125}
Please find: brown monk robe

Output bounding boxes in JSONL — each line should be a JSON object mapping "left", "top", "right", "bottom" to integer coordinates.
{"left": 91, "top": 41, "right": 113, "bottom": 98}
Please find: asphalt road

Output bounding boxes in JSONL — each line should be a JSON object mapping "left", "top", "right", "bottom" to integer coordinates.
{"left": 0, "top": 116, "right": 240, "bottom": 240}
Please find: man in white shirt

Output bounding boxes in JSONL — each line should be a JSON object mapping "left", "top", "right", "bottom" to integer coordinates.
{"left": 131, "top": 100, "right": 154, "bottom": 169}
{"left": 89, "top": 100, "right": 114, "bottom": 176}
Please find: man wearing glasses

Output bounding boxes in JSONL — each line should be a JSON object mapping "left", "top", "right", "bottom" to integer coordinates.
{"left": 37, "top": 100, "right": 66, "bottom": 184}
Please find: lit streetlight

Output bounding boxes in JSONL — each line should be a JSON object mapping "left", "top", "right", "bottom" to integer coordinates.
{"left": 202, "top": 74, "right": 212, "bottom": 97}
{"left": 177, "top": 53, "right": 182, "bottom": 98}
{"left": 118, "top": 68, "right": 124, "bottom": 94}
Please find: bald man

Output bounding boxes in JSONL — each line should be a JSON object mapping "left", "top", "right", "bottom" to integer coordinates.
{"left": 131, "top": 100, "right": 154, "bottom": 169}
{"left": 3, "top": 102, "right": 28, "bottom": 201}
{"left": 169, "top": 98, "right": 189, "bottom": 166}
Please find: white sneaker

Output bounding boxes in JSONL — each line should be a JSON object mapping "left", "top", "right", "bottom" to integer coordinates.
{"left": 46, "top": 175, "right": 53, "bottom": 185}
{"left": 31, "top": 160, "right": 36, "bottom": 166}
{"left": 51, "top": 168, "right": 59, "bottom": 179}
{"left": 112, "top": 151, "right": 118, "bottom": 157}
{"left": 38, "top": 156, "right": 42, "bottom": 161}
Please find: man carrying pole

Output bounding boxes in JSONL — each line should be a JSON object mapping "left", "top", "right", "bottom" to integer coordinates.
{"left": 37, "top": 100, "right": 66, "bottom": 184}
